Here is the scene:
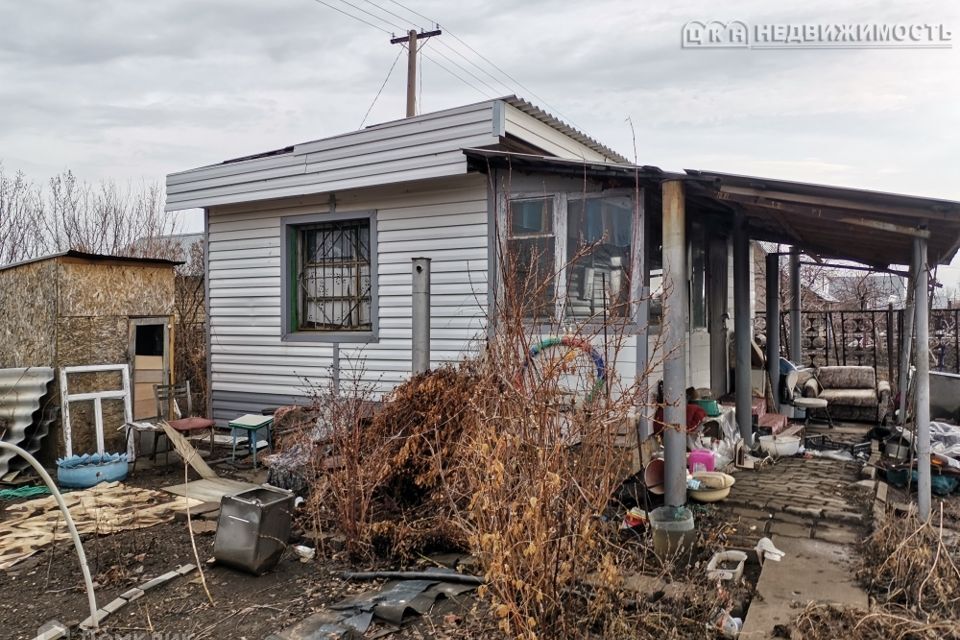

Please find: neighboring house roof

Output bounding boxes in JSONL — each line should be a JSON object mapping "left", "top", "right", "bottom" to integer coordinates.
{"left": 0, "top": 250, "right": 181, "bottom": 273}
{"left": 165, "top": 96, "right": 628, "bottom": 212}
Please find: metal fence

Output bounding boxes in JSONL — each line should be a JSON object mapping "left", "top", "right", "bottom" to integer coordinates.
{"left": 755, "top": 308, "right": 960, "bottom": 381}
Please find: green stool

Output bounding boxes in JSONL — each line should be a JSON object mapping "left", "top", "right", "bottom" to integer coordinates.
{"left": 229, "top": 414, "right": 274, "bottom": 469}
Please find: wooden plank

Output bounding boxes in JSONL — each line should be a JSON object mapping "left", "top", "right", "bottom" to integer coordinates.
{"left": 134, "top": 355, "right": 164, "bottom": 369}
{"left": 134, "top": 398, "right": 156, "bottom": 420}
{"left": 160, "top": 422, "right": 218, "bottom": 480}
{"left": 134, "top": 371, "right": 163, "bottom": 385}
{"left": 161, "top": 478, "right": 258, "bottom": 504}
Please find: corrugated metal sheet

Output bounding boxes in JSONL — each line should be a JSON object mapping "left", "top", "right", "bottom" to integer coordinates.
{"left": 0, "top": 367, "right": 55, "bottom": 476}
{"left": 501, "top": 97, "right": 628, "bottom": 163}
{"left": 165, "top": 97, "right": 627, "bottom": 212}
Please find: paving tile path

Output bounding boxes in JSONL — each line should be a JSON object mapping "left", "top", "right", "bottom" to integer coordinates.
{"left": 714, "top": 456, "right": 873, "bottom": 638}
{"left": 721, "top": 457, "right": 868, "bottom": 547}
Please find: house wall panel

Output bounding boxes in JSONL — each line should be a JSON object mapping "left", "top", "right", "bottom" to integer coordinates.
{"left": 166, "top": 103, "right": 499, "bottom": 211}
{"left": 206, "top": 174, "right": 490, "bottom": 420}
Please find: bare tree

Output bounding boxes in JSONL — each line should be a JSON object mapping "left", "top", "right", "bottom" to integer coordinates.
{"left": 0, "top": 165, "right": 180, "bottom": 264}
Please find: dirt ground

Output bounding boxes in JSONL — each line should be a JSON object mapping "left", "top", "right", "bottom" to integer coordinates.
{"left": 0, "top": 462, "right": 492, "bottom": 640}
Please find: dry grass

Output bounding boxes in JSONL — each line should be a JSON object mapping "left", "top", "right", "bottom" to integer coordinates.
{"left": 858, "top": 506, "right": 960, "bottom": 617}
{"left": 787, "top": 505, "right": 960, "bottom": 639}
{"left": 792, "top": 603, "right": 960, "bottom": 640}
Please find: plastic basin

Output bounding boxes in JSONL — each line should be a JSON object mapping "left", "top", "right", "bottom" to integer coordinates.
{"left": 759, "top": 435, "right": 801, "bottom": 458}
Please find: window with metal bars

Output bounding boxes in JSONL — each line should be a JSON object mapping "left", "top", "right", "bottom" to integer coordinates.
{"left": 295, "top": 218, "right": 373, "bottom": 332}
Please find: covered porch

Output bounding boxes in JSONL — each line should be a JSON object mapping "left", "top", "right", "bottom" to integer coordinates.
{"left": 466, "top": 148, "right": 960, "bottom": 522}
{"left": 664, "top": 170, "right": 960, "bottom": 522}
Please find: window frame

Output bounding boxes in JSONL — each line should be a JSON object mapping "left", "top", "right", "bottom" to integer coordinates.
{"left": 280, "top": 210, "right": 379, "bottom": 343}
{"left": 501, "top": 188, "right": 642, "bottom": 327}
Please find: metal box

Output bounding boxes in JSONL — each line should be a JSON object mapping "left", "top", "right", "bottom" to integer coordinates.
{"left": 214, "top": 486, "right": 295, "bottom": 575}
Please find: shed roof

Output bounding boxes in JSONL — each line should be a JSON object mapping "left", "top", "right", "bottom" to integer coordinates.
{"left": 0, "top": 250, "right": 181, "bottom": 273}
{"left": 464, "top": 149, "right": 960, "bottom": 268}
{"left": 687, "top": 170, "right": 960, "bottom": 267}
{"left": 165, "top": 96, "right": 627, "bottom": 212}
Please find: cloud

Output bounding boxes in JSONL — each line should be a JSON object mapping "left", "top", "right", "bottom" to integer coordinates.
{"left": 0, "top": 0, "right": 956, "bottom": 211}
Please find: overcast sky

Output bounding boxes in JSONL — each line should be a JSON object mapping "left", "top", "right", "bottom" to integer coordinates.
{"left": 1, "top": 0, "right": 958, "bottom": 275}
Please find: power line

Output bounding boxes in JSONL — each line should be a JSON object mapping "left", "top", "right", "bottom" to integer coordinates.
{"left": 430, "top": 39, "right": 514, "bottom": 95}
{"left": 310, "top": 0, "right": 390, "bottom": 34}
{"left": 382, "top": 0, "right": 581, "bottom": 127}
{"left": 336, "top": 0, "right": 407, "bottom": 33}
{"left": 310, "top": 0, "right": 493, "bottom": 101}
{"left": 359, "top": 47, "right": 405, "bottom": 128}
{"left": 422, "top": 44, "right": 503, "bottom": 97}
{"left": 384, "top": 0, "right": 433, "bottom": 26}
{"left": 419, "top": 49, "right": 493, "bottom": 99}
{"left": 361, "top": 0, "right": 425, "bottom": 31}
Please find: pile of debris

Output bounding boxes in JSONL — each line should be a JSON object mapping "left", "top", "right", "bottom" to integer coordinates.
{"left": 267, "top": 366, "right": 481, "bottom": 560}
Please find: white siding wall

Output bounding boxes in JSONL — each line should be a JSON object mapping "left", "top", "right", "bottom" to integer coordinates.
{"left": 207, "top": 175, "right": 489, "bottom": 416}
{"left": 169, "top": 103, "right": 500, "bottom": 211}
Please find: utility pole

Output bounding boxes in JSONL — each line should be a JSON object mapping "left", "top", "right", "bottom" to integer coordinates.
{"left": 391, "top": 28, "right": 441, "bottom": 117}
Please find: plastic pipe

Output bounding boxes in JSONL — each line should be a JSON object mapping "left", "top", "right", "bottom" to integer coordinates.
{"left": 0, "top": 441, "right": 98, "bottom": 628}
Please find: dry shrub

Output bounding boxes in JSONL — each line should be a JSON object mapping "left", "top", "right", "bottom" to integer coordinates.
{"left": 788, "top": 507, "right": 960, "bottom": 640}
{"left": 792, "top": 603, "right": 960, "bottom": 640}
{"left": 300, "top": 365, "right": 480, "bottom": 560}
{"left": 288, "top": 193, "right": 710, "bottom": 637}
{"left": 858, "top": 507, "right": 960, "bottom": 618}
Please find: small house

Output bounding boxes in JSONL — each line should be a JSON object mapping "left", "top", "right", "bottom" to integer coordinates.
{"left": 168, "top": 95, "right": 960, "bottom": 516}
{"left": 0, "top": 251, "right": 179, "bottom": 463}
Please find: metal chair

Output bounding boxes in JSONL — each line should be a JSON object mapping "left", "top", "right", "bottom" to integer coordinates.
{"left": 154, "top": 381, "right": 215, "bottom": 457}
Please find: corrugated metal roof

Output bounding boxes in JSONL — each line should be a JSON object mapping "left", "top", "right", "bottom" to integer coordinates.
{"left": 500, "top": 96, "right": 629, "bottom": 164}
{"left": 0, "top": 367, "right": 55, "bottom": 477}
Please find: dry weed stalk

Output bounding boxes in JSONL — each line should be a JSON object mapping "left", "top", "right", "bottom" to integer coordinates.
{"left": 282, "top": 188, "right": 684, "bottom": 636}
{"left": 792, "top": 602, "right": 960, "bottom": 640}
{"left": 858, "top": 505, "right": 960, "bottom": 618}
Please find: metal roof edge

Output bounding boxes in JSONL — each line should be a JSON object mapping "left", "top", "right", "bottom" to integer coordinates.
{"left": 0, "top": 250, "right": 182, "bottom": 273}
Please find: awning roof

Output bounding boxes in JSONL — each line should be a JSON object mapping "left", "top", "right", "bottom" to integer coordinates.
{"left": 685, "top": 170, "right": 960, "bottom": 268}
{"left": 464, "top": 149, "right": 960, "bottom": 268}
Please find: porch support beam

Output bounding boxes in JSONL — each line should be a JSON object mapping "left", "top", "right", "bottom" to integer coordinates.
{"left": 914, "top": 237, "right": 931, "bottom": 522}
{"left": 733, "top": 217, "right": 754, "bottom": 446}
{"left": 715, "top": 185, "right": 954, "bottom": 222}
{"left": 765, "top": 253, "right": 781, "bottom": 411}
{"left": 708, "top": 235, "right": 729, "bottom": 396}
{"left": 790, "top": 249, "right": 802, "bottom": 364}
{"left": 661, "top": 179, "right": 688, "bottom": 507}
{"left": 899, "top": 252, "right": 917, "bottom": 427}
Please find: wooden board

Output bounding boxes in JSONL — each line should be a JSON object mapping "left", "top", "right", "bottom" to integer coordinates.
{"left": 0, "top": 482, "right": 200, "bottom": 569}
{"left": 161, "top": 478, "right": 259, "bottom": 504}
{"left": 133, "top": 355, "right": 165, "bottom": 419}
{"left": 161, "top": 422, "right": 218, "bottom": 480}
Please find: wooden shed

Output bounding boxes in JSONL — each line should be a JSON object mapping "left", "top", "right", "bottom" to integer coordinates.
{"left": 0, "top": 251, "right": 178, "bottom": 461}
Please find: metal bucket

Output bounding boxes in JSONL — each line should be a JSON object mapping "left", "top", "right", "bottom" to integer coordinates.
{"left": 214, "top": 486, "right": 295, "bottom": 575}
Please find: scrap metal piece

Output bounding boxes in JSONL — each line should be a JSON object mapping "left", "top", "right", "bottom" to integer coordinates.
{"left": 0, "top": 367, "right": 55, "bottom": 477}
{"left": 369, "top": 579, "right": 438, "bottom": 624}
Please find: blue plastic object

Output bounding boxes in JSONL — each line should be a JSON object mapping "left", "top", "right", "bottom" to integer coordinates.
{"left": 56, "top": 453, "right": 128, "bottom": 488}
